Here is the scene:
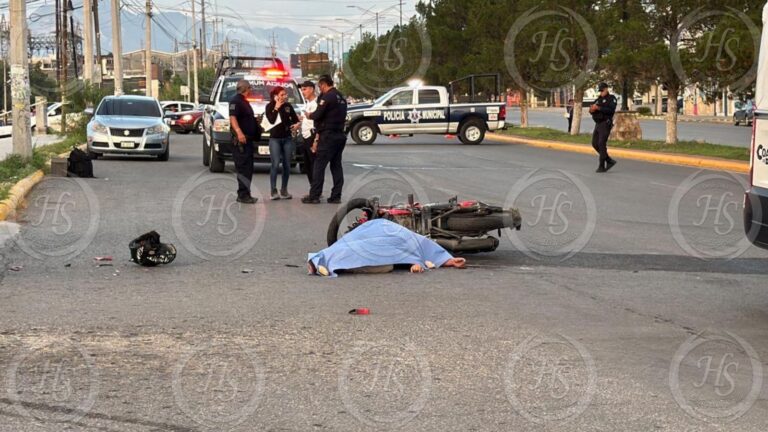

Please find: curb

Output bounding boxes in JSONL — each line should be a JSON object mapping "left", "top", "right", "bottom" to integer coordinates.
{"left": 0, "top": 144, "right": 81, "bottom": 222}
{"left": 488, "top": 133, "right": 750, "bottom": 174}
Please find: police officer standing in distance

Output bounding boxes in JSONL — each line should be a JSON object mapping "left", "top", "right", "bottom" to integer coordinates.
{"left": 590, "top": 82, "right": 617, "bottom": 173}
{"left": 229, "top": 79, "right": 260, "bottom": 204}
{"left": 302, "top": 75, "right": 348, "bottom": 204}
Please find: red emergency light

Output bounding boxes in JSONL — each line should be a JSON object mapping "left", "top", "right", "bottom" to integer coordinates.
{"left": 262, "top": 67, "right": 289, "bottom": 79}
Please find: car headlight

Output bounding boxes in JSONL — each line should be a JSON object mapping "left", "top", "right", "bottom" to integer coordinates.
{"left": 91, "top": 121, "right": 108, "bottom": 134}
{"left": 146, "top": 124, "right": 167, "bottom": 135}
{"left": 182, "top": 114, "right": 193, "bottom": 121}
{"left": 213, "top": 118, "right": 230, "bottom": 132}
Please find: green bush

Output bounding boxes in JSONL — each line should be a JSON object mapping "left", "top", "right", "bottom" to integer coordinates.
{"left": 636, "top": 107, "right": 652, "bottom": 116}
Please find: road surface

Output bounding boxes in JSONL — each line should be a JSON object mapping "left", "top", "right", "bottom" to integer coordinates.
{"left": 0, "top": 133, "right": 766, "bottom": 431}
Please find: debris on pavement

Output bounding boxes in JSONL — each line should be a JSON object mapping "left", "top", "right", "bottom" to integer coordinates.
{"left": 94, "top": 256, "right": 113, "bottom": 262}
{"left": 129, "top": 231, "right": 177, "bottom": 267}
{"left": 241, "top": 269, "right": 254, "bottom": 274}
{"left": 349, "top": 308, "right": 370, "bottom": 315}
{"left": 9, "top": 265, "right": 23, "bottom": 272}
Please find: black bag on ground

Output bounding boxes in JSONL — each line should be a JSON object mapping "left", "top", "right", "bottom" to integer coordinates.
{"left": 129, "top": 231, "right": 177, "bottom": 267}
{"left": 67, "top": 147, "right": 94, "bottom": 178}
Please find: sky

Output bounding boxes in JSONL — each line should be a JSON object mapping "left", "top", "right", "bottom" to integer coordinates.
{"left": 15, "top": 0, "right": 420, "bottom": 56}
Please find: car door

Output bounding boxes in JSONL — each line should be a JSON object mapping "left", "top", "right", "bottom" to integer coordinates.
{"left": 379, "top": 89, "right": 416, "bottom": 134}
{"left": 415, "top": 89, "right": 449, "bottom": 133}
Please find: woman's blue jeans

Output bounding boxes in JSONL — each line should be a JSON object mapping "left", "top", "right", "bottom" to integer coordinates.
{"left": 269, "top": 137, "right": 294, "bottom": 191}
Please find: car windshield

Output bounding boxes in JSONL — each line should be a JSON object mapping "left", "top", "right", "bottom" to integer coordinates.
{"left": 97, "top": 99, "right": 162, "bottom": 117}
{"left": 220, "top": 78, "right": 301, "bottom": 105}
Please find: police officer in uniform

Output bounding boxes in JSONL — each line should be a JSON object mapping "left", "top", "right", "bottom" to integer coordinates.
{"left": 229, "top": 79, "right": 260, "bottom": 203}
{"left": 302, "top": 75, "right": 348, "bottom": 204}
{"left": 590, "top": 82, "right": 618, "bottom": 173}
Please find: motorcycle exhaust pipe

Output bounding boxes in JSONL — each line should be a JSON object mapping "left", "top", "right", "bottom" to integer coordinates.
{"left": 435, "top": 237, "right": 500, "bottom": 253}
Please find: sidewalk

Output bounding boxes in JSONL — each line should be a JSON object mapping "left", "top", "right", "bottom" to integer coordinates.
{"left": 0, "top": 134, "right": 63, "bottom": 161}
{"left": 523, "top": 107, "right": 733, "bottom": 124}
{"left": 488, "top": 132, "right": 749, "bottom": 174}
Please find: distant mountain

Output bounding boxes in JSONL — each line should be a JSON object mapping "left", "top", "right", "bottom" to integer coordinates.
{"left": 24, "top": 4, "right": 302, "bottom": 58}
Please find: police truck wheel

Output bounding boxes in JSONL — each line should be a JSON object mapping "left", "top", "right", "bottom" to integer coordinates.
{"left": 209, "top": 144, "right": 225, "bottom": 172}
{"left": 459, "top": 119, "right": 486, "bottom": 145}
{"left": 352, "top": 121, "right": 377, "bottom": 145}
{"left": 202, "top": 136, "right": 210, "bottom": 166}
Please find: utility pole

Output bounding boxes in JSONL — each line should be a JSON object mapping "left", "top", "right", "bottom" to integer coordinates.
{"left": 61, "top": 0, "right": 69, "bottom": 133}
{"left": 399, "top": 0, "right": 403, "bottom": 27}
{"left": 68, "top": 0, "right": 78, "bottom": 80}
{"left": 190, "top": 0, "right": 199, "bottom": 104}
{"left": 10, "top": 0, "right": 31, "bottom": 158}
{"left": 1, "top": 15, "right": 8, "bottom": 113}
{"left": 83, "top": 0, "right": 93, "bottom": 83}
{"left": 111, "top": 0, "right": 124, "bottom": 95}
{"left": 93, "top": 0, "right": 104, "bottom": 83}
{"left": 200, "top": 0, "right": 206, "bottom": 67}
{"left": 55, "top": 0, "right": 60, "bottom": 84}
{"left": 145, "top": 0, "right": 152, "bottom": 97}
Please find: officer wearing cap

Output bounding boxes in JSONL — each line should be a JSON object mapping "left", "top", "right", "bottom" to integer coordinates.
{"left": 299, "top": 80, "right": 318, "bottom": 187}
{"left": 590, "top": 83, "right": 617, "bottom": 173}
{"left": 302, "top": 75, "right": 348, "bottom": 204}
{"left": 229, "top": 79, "right": 260, "bottom": 203}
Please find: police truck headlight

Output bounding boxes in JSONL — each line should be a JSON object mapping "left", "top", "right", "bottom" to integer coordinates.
{"left": 146, "top": 124, "right": 167, "bottom": 135}
{"left": 213, "top": 119, "right": 230, "bottom": 132}
{"left": 91, "top": 121, "right": 108, "bottom": 135}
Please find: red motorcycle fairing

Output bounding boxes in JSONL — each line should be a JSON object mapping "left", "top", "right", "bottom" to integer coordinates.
{"left": 459, "top": 200, "right": 478, "bottom": 208}
{"left": 385, "top": 208, "right": 413, "bottom": 216}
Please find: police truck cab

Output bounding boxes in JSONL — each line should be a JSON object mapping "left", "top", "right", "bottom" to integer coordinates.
{"left": 200, "top": 57, "right": 305, "bottom": 172}
{"left": 345, "top": 74, "right": 507, "bottom": 145}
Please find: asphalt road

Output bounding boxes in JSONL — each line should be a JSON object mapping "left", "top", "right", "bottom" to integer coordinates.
{"left": 509, "top": 108, "right": 753, "bottom": 148}
{"left": 1, "top": 132, "right": 767, "bottom": 431}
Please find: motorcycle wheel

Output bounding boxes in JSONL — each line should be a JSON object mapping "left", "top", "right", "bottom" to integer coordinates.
{"left": 327, "top": 198, "right": 374, "bottom": 246}
{"left": 444, "top": 210, "right": 521, "bottom": 232}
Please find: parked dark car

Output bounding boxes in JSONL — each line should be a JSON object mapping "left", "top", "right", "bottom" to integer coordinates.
{"left": 164, "top": 105, "right": 205, "bottom": 134}
{"left": 733, "top": 100, "right": 755, "bottom": 127}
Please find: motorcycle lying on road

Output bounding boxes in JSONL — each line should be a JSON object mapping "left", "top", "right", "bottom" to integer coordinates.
{"left": 327, "top": 194, "right": 522, "bottom": 253}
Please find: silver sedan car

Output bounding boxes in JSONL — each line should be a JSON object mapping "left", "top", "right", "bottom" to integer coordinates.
{"left": 86, "top": 96, "right": 171, "bottom": 161}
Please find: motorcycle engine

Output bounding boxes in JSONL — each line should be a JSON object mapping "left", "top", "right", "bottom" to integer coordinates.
{"left": 386, "top": 213, "right": 416, "bottom": 232}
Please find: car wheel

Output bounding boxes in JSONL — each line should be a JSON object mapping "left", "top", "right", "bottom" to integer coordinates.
{"left": 352, "top": 121, "right": 377, "bottom": 145}
{"left": 157, "top": 145, "right": 170, "bottom": 161}
{"left": 195, "top": 120, "right": 204, "bottom": 134}
{"left": 734, "top": 120, "right": 740, "bottom": 126}
{"left": 177, "top": 130, "right": 190, "bottom": 135}
{"left": 459, "top": 119, "right": 486, "bottom": 145}
{"left": 202, "top": 134, "right": 210, "bottom": 167}
{"left": 209, "top": 142, "right": 225, "bottom": 172}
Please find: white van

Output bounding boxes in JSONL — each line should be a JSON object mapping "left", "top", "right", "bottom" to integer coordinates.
{"left": 745, "top": 2, "right": 768, "bottom": 248}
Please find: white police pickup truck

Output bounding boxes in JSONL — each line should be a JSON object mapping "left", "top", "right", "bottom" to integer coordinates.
{"left": 200, "top": 56, "right": 305, "bottom": 172}
{"left": 346, "top": 74, "right": 507, "bottom": 145}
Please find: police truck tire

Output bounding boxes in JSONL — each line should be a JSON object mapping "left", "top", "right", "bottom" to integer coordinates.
{"left": 327, "top": 198, "right": 373, "bottom": 246}
{"left": 202, "top": 136, "right": 210, "bottom": 166}
{"left": 209, "top": 144, "right": 225, "bottom": 172}
{"left": 352, "top": 121, "right": 377, "bottom": 145}
{"left": 459, "top": 119, "right": 486, "bottom": 145}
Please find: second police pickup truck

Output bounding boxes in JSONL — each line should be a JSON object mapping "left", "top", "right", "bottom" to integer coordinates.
{"left": 346, "top": 74, "right": 507, "bottom": 145}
